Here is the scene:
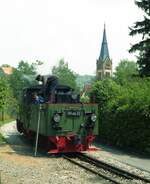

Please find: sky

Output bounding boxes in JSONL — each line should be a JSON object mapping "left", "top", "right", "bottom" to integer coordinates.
{"left": 0, "top": 0, "right": 143, "bottom": 75}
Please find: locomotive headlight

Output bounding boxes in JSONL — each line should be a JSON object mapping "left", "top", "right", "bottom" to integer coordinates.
{"left": 91, "top": 114, "right": 97, "bottom": 122}
{"left": 53, "top": 113, "right": 60, "bottom": 123}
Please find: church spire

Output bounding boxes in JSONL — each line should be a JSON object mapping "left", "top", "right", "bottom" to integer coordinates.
{"left": 99, "top": 24, "right": 110, "bottom": 61}
{"left": 96, "top": 24, "right": 112, "bottom": 80}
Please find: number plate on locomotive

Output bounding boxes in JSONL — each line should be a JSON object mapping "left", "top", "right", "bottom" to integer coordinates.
{"left": 66, "top": 111, "right": 81, "bottom": 117}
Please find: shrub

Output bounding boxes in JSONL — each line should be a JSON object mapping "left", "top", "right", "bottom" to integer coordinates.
{"left": 91, "top": 78, "right": 150, "bottom": 154}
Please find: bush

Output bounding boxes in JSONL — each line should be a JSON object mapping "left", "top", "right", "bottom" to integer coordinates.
{"left": 91, "top": 78, "right": 150, "bottom": 154}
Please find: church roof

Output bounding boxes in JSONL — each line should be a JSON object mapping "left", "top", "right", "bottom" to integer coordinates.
{"left": 99, "top": 24, "right": 110, "bottom": 61}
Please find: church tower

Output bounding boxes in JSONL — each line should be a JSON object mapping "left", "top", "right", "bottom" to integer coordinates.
{"left": 96, "top": 25, "right": 112, "bottom": 80}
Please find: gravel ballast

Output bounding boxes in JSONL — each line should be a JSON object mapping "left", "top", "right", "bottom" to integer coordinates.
{"left": 0, "top": 146, "right": 102, "bottom": 184}
{"left": 0, "top": 122, "right": 104, "bottom": 184}
{"left": 86, "top": 148, "right": 150, "bottom": 183}
{"left": 0, "top": 122, "right": 150, "bottom": 184}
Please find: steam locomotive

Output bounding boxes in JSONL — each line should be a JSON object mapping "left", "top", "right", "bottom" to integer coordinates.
{"left": 16, "top": 75, "right": 98, "bottom": 153}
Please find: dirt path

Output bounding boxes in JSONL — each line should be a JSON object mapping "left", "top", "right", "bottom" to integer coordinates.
{"left": 0, "top": 122, "right": 104, "bottom": 184}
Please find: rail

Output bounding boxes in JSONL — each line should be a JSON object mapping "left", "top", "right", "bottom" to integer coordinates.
{"left": 64, "top": 153, "right": 150, "bottom": 184}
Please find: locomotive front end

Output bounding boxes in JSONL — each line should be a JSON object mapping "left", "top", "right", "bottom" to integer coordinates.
{"left": 46, "top": 103, "right": 98, "bottom": 153}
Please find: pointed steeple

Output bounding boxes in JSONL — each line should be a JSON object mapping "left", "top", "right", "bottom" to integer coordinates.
{"left": 99, "top": 24, "right": 110, "bottom": 61}
{"left": 96, "top": 24, "right": 112, "bottom": 80}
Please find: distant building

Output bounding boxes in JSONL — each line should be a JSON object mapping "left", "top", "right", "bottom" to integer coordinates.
{"left": 96, "top": 25, "right": 112, "bottom": 80}
{"left": 0, "top": 66, "right": 13, "bottom": 76}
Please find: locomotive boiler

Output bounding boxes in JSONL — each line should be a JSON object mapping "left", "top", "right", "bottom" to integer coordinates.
{"left": 16, "top": 75, "right": 98, "bottom": 153}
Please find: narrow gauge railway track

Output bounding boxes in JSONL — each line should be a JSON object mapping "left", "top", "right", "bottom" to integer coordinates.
{"left": 64, "top": 153, "right": 150, "bottom": 184}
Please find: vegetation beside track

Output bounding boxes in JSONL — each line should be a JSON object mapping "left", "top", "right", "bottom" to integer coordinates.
{"left": 0, "top": 118, "right": 14, "bottom": 127}
{"left": 0, "top": 133, "right": 5, "bottom": 144}
{"left": 91, "top": 76, "right": 150, "bottom": 154}
{"left": 0, "top": 119, "right": 14, "bottom": 144}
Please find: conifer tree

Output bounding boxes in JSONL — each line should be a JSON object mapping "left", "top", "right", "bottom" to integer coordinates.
{"left": 129, "top": 0, "right": 150, "bottom": 76}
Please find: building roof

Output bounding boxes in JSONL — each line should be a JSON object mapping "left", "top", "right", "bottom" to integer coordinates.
{"left": 1, "top": 66, "right": 13, "bottom": 75}
{"left": 99, "top": 24, "right": 110, "bottom": 61}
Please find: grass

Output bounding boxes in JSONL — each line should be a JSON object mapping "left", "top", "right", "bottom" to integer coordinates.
{"left": 0, "top": 118, "right": 14, "bottom": 127}
{"left": 0, "top": 118, "right": 15, "bottom": 144}
{"left": 0, "top": 133, "right": 5, "bottom": 144}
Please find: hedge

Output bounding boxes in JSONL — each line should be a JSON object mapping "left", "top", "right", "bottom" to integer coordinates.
{"left": 91, "top": 78, "right": 150, "bottom": 154}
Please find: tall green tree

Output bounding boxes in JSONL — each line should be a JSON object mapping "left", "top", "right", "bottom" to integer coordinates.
{"left": 114, "top": 60, "right": 138, "bottom": 84}
{"left": 9, "top": 60, "right": 41, "bottom": 100}
{"left": 0, "top": 77, "right": 12, "bottom": 121}
{"left": 52, "top": 59, "right": 77, "bottom": 90}
{"left": 17, "top": 60, "right": 36, "bottom": 75}
{"left": 129, "top": 0, "right": 150, "bottom": 76}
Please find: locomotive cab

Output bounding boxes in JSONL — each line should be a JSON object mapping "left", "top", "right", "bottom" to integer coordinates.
{"left": 54, "top": 85, "right": 80, "bottom": 104}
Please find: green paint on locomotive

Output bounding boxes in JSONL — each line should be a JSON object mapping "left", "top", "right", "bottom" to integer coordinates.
{"left": 19, "top": 103, "right": 98, "bottom": 136}
{"left": 17, "top": 75, "right": 98, "bottom": 138}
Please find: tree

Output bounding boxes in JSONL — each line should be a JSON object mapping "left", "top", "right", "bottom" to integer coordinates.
{"left": 90, "top": 79, "right": 120, "bottom": 108}
{"left": 114, "top": 60, "right": 138, "bottom": 84}
{"left": 52, "top": 59, "right": 78, "bottom": 90}
{"left": 17, "top": 61, "right": 36, "bottom": 75}
{"left": 76, "top": 74, "right": 95, "bottom": 90}
{"left": 129, "top": 0, "right": 150, "bottom": 76}
{"left": 0, "top": 77, "right": 12, "bottom": 121}
{"left": 17, "top": 60, "right": 43, "bottom": 75}
{"left": 1, "top": 64, "right": 11, "bottom": 67}
{"left": 9, "top": 60, "right": 41, "bottom": 100}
